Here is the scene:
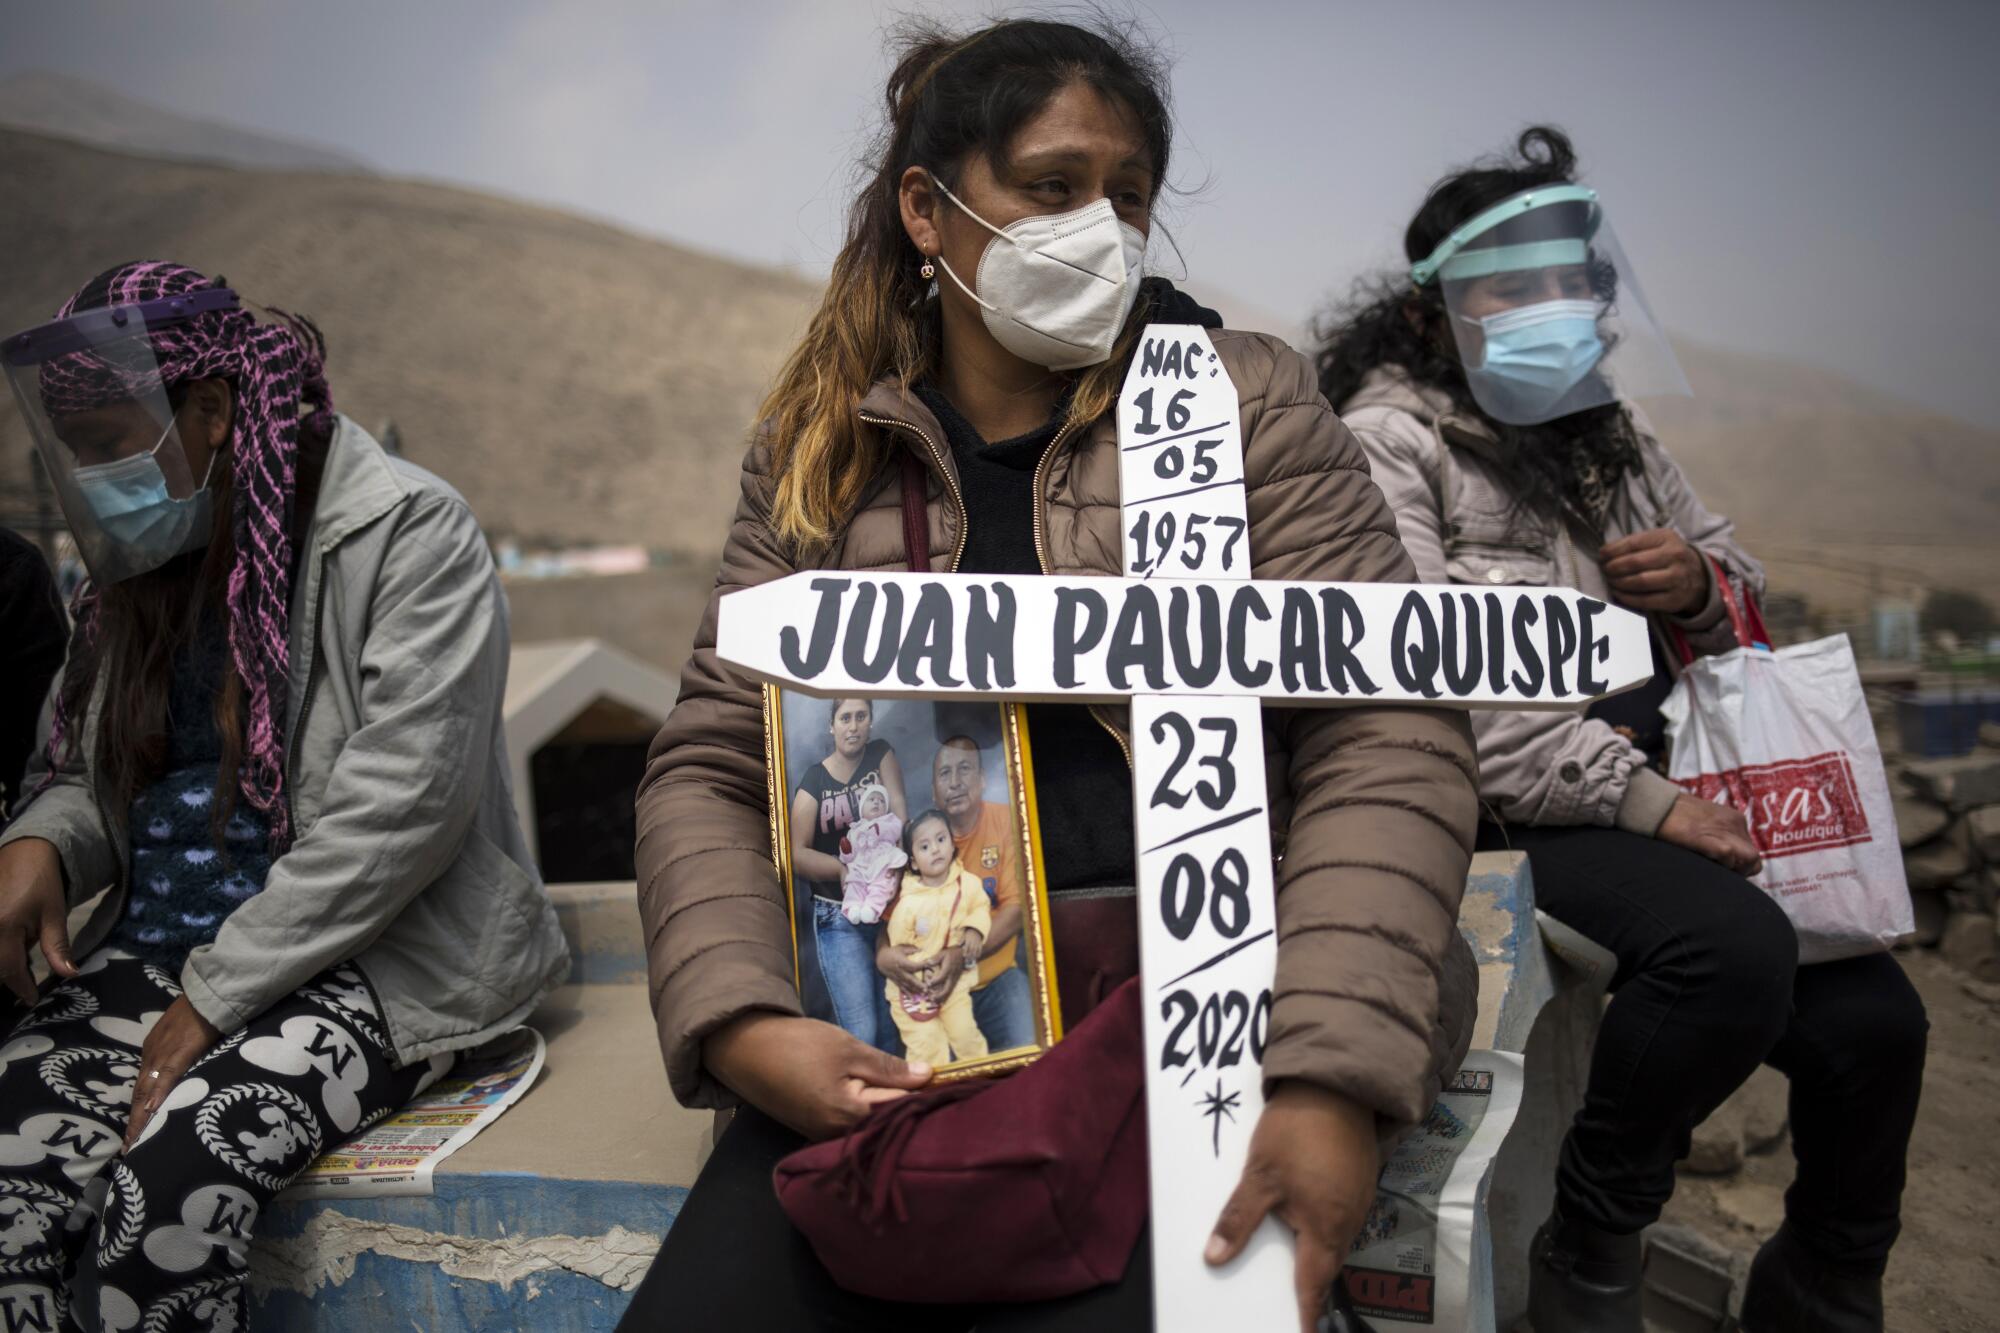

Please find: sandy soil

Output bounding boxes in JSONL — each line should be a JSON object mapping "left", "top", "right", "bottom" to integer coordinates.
{"left": 1661, "top": 949, "right": 2000, "bottom": 1332}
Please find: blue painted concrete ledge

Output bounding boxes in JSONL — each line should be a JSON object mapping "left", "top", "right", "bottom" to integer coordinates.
{"left": 251, "top": 1175, "right": 684, "bottom": 1331}
{"left": 241, "top": 860, "right": 1582, "bottom": 1332}
{"left": 245, "top": 885, "right": 708, "bottom": 1331}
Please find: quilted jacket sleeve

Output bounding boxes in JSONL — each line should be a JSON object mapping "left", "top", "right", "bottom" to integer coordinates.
{"left": 635, "top": 443, "right": 806, "bottom": 1108}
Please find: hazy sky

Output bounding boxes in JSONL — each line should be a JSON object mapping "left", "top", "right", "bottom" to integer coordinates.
{"left": 8, "top": 0, "right": 1999, "bottom": 426}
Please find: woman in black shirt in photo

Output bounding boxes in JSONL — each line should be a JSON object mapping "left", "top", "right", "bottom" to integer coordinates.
{"left": 788, "top": 697, "right": 907, "bottom": 1051}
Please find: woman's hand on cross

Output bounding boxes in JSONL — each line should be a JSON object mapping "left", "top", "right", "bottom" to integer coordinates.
{"left": 1205, "top": 1081, "right": 1380, "bottom": 1333}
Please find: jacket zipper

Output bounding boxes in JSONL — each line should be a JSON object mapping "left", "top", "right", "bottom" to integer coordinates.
{"left": 283, "top": 532, "right": 398, "bottom": 1061}
{"left": 1027, "top": 419, "right": 1072, "bottom": 576}
{"left": 284, "top": 525, "right": 329, "bottom": 840}
{"left": 285, "top": 626, "right": 322, "bottom": 837}
{"left": 857, "top": 412, "right": 968, "bottom": 573}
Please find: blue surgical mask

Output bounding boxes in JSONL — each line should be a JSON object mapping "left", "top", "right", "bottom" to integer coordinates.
{"left": 71, "top": 416, "right": 216, "bottom": 567}
{"left": 1462, "top": 298, "right": 1604, "bottom": 422}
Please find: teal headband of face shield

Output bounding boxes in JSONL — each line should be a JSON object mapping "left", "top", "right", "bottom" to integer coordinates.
{"left": 1409, "top": 185, "right": 1601, "bottom": 287}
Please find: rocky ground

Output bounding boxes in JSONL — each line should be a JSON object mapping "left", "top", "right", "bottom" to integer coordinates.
{"left": 1660, "top": 948, "right": 2000, "bottom": 1331}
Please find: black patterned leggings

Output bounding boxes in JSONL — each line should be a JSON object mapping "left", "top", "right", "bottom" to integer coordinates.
{"left": 0, "top": 951, "right": 448, "bottom": 1333}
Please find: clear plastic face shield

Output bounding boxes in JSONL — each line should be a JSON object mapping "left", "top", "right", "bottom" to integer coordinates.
{"left": 1, "top": 288, "right": 237, "bottom": 584}
{"left": 1411, "top": 186, "right": 1688, "bottom": 425}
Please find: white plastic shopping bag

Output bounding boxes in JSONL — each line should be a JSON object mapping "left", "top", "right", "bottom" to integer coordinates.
{"left": 1662, "top": 631, "right": 1913, "bottom": 963}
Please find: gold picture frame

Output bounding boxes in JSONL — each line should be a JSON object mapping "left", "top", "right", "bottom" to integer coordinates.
{"left": 764, "top": 685, "right": 1062, "bottom": 1081}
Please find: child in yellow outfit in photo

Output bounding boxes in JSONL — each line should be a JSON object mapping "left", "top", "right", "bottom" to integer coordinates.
{"left": 882, "top": 809, "right": 991, "bottom": 1065}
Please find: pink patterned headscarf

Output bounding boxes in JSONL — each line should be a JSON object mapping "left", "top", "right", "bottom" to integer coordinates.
{"left": 39, "top": 261, "right": 333, "bottom": 849}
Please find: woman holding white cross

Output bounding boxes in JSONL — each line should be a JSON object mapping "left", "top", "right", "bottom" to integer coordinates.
{"left": 1322, "top": 127, "right": 1927, "bottom": 1333}
{"left": 628, "top": 15, "right": 1483, "bottom": 1332}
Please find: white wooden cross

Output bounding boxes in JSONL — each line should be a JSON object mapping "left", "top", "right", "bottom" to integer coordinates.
{"left": 716, "top": 326, "right": 1652, "bottom": 1330}
{"left": 1117, "top": 330, "right": 1292, "bottom": 1326}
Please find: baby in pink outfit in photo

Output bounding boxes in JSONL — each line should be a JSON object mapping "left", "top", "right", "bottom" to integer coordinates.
{"left": 838, "top": 782, "right": 906, "bottom": 924}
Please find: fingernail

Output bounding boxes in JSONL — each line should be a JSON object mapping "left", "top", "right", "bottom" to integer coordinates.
{"left": 908, "top": 1061, "right": 932, "bottom": 1078}
{"left": 1204, "top": 1234, "right": 1228, "bottom": 1264}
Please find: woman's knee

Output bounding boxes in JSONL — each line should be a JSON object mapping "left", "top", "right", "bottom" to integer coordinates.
{"left": 1829, "top": 958, "right": 1929, "bottom": 1078}
{"left": 81, "top": 1155, "right": 264, "bottom": 1288}
{"left": 1704, "top": 886, "right": 1799, "bottom": 990}
{"left": 1654, "top": 858, "right": 1798, "bottom": 1010}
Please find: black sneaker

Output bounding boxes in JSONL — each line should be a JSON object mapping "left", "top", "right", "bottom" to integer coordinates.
{"left": 1739, "top": 1224, "right": 1884, "bottom": 1333}
{"left": 1525, "top": 1205, "right": 1643, "bottom": 1332}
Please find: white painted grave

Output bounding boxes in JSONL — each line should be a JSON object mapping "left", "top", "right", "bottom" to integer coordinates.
{"left": 716, "top": 327, "right": 1651, "bottom": 1330}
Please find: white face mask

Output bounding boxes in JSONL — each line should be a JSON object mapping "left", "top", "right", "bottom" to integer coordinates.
{"left": 928, "top": 175, "right": 1148, "bottom": 371}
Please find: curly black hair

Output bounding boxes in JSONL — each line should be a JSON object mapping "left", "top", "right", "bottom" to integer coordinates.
{"left": 1313, "top": 126, "right": 1641, "bottom": 532}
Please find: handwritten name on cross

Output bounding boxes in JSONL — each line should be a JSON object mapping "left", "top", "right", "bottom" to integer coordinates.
{"left": 717, "top": 326, "right": 1651, "bottom": 1331}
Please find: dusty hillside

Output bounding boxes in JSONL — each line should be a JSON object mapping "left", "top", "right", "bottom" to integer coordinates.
{"left": 5, "top": 126, "right": 1994, "bottom": 619}
{"left": 0, "top": 71, "right": 370, "bottom": 174}
{"left": 1646, "top": 343, "right": 2000, "bottom": 611}
{"left": 0, "top": 126, "right": 819, "bottom": 560}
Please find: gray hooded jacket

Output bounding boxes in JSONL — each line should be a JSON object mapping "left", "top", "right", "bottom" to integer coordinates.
{"left": 1340, "top": 367, "right": 1764, "bottom": 834}
{"left": 1, "top": 417, "right": 570, "bottom": 1064}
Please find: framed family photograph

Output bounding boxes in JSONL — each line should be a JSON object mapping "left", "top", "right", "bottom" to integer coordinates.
{"left": 763, "top": 687, "right": 1062, "bottom": 1079}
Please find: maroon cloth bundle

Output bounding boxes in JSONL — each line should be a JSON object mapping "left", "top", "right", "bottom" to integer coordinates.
{"left": 772, "top": 975, "right": 1148, "bottom": 1303}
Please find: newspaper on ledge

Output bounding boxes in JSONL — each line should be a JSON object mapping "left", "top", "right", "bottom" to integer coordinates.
{"left": 1342, "top": 1050, "right": 1526, "bottom": 1329}
{"left": 281, "top": 1026, "right": 547, "bottom": 1200}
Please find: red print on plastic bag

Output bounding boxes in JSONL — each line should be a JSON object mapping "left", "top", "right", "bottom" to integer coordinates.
{"left": 1676, "top": 751, "right": 1872, "bottom": 860}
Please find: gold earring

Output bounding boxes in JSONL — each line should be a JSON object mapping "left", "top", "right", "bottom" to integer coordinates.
{"left": 920, "top": 258, "right": 936, "bottom": 280}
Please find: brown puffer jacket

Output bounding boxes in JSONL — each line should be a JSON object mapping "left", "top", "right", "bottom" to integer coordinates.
{"left": 636, "top": 330, "right": 1480, "bottom": 1129}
